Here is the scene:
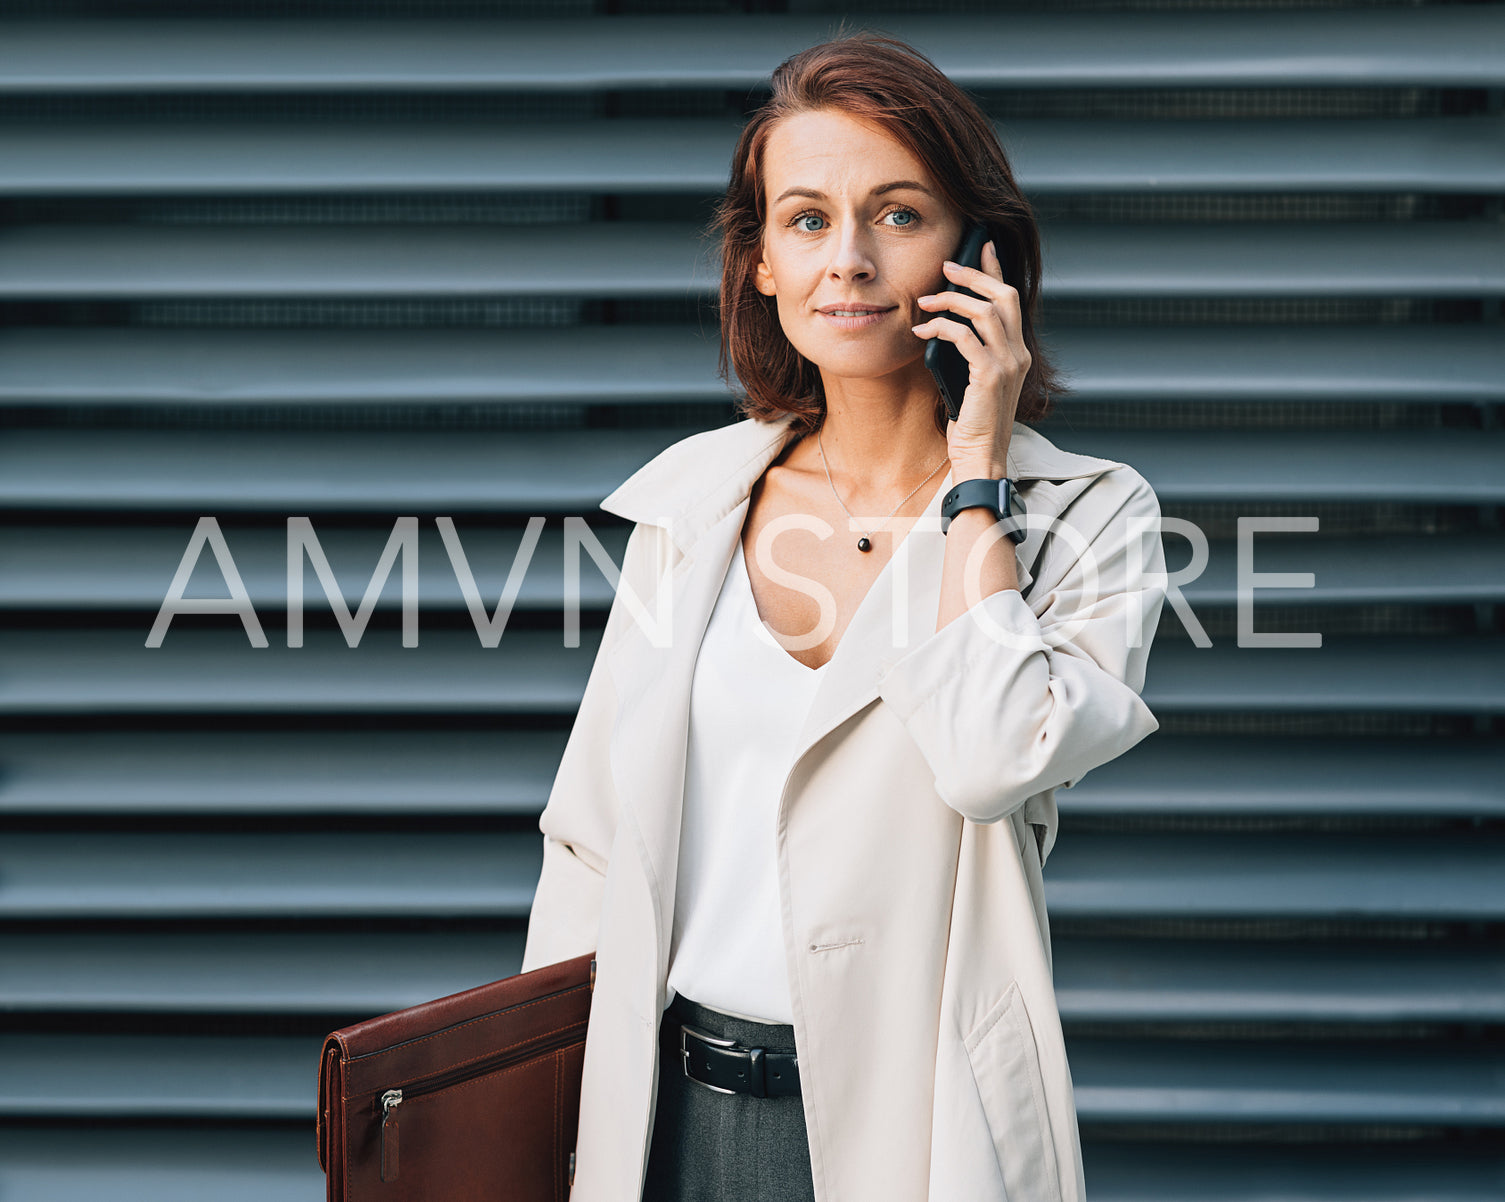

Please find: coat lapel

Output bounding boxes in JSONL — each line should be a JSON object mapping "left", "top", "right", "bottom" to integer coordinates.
{"left": 600, "top": 415, "right": 799, "bottom": 982}
{"left": 603, "top": 497, "right": 748, "bottom": 983}
{"left": 785, "top": 460, "right": 952, "bottom": 770}
{"left": 597, "top": 412, "right": 1124, "bottom": 980}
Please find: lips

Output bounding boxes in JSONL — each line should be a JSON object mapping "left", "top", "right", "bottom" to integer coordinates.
{"left": 818, "top": 306, "right": 893, "bottom": 331}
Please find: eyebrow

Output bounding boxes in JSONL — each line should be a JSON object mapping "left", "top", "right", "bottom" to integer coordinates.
{"left": 772, "top": 180, "right": 936, "bottom": 207}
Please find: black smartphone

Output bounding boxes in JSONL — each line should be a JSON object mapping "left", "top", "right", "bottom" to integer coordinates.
{"left": 924, "top": 221, "right": 991, "bottom": 423}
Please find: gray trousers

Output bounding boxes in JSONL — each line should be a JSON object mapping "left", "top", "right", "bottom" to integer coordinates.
{"left": 641, "top": 993, "right": 817, "bottom": 1202}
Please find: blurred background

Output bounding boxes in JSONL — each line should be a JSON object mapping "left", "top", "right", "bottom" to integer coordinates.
{"left": 0, "top": 1, "right": 1501, "bottom": 1199}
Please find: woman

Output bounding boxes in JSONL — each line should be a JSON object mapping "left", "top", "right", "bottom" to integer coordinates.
{"left": 521, "top": 31, "right": 1167, "bottom": 1202}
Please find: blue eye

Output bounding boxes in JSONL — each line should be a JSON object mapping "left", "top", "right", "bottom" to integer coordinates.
{"left": 787, "top": 206, "right": 920, "bottom": 233}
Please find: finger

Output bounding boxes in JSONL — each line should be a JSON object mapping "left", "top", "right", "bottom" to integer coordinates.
{"left": 941, "top": 260, "right": 1021, "bottom": 326}
{"left": 917, "top": 289, "right": 1000, "bottom": 326}
{"left": 914, "top": 312, "right": 1030, "bottom": 388}
{"left": 982, "top": 238, "right": 1004, "bottom": 280}
{"left": 916, "top": 293, "right": 1006, "bottom": 353}
{"left": 939, "top": 260, "right": 1023, "bottom": 329}
{"left": 910, "top": 313, "right": 986, "bottom": 361}
{"left": 941, "top": 256, "right": 1012, "bottom": 299}
{"left": 942, "top": 254, "right": 1024, "bottom": 349}
{"left": 919, "top": 284, "right": 1012, "bottom": 346}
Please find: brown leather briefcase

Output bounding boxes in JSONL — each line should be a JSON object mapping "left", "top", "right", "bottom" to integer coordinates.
{"left": 317, "top": 950, "right": 595, "bottom": 1201}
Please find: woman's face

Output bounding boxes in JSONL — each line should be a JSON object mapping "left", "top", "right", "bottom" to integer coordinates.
{"left": 753, "top": 107, "right": 963, "bottom": 392}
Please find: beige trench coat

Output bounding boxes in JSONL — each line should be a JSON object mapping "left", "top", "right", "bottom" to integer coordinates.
{"left": 521, "top": 411, "right": 1167, "bottom": 1202}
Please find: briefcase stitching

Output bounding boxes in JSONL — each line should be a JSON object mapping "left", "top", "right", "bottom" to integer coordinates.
{"left": 343, "top": 1050, "right": 582, "bottom": 1195}
{"left": 352, "top": 1019, "right": 588, "bottom": 1097}
{"left": 554, "top": 1052, "right": 564, "bottom": 1202}
{"left": 349, "top": 982, "right": 590, "bottom": 1064}
{"left": 356, "top": 1053, "right": 573, "bottom": 1122}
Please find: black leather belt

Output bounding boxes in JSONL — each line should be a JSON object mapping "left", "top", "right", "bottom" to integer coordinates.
{"left": 679, "top": 1023, "right": 801, "bottom": 1098}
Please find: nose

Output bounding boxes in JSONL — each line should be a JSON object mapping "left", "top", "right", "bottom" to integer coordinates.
{"left": 827, "top": 224, "right": 876, "bottom": 282}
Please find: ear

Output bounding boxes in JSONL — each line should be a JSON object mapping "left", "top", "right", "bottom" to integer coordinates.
{"left": 753, "top": 248, "right": 776, "bottom": 297}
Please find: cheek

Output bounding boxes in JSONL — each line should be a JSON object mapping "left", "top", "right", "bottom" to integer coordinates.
{"left": 767, "top": 243, "right": 824, "bottom": 289}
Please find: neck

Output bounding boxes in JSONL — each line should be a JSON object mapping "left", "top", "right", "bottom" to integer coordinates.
{"left": 802, "top": 378, "right": 951, "bottom": 508}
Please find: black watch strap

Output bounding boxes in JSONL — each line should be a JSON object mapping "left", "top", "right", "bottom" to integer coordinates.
{"left": 940, "top": 477, "right": 1026, "bottom": 543}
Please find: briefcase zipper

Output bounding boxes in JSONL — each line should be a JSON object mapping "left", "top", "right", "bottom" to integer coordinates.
{"left": 377, "top": 1020, "right": 586, "bottom": 1183}
{"left": 380, "top": 1089, "right": 402, "bottom": 1182}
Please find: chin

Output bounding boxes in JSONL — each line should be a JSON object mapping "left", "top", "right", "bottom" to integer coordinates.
{"left": 796, "top": 338, "right": 903, "bottom": 371}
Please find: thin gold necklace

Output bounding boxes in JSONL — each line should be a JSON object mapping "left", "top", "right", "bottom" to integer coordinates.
{"left": 817, "top": 427, "right": 949, "bottom": 553}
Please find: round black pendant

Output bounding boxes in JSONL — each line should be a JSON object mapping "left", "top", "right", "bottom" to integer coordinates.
{"left": 857, "top": 536, "right": 872, "bottom": 552}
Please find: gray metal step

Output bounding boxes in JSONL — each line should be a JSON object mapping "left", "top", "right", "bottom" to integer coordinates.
{"left": 0, "top": 1034, "right": 316, "bottom": 1119}
{"left": 1063, "top": 735, "right": 1505, "bottom": 819}
{"left": 1069, "top": 1037, "right": 1505, "bottom": 1126}
{"left": 0, "top": 1128, "right": 1498, "bottom": 1202}
{"left": 1054, "top": 938, "right": 1505, "bottom": 1025}
{"left": 0, "top": 521, "right": 629, "bottom": 612}
{"left": 1179, "top": 535, "right": 1505, "bottom": 608}
{"left": 1049, "top": 831, "right": 1505, "bottom": 921}
{"left": 3, "top": 931, "right": 1498, "bottom": 1025}
{"left": 3, "top": 730, "right": 1495, "bottom": 820}
{"left": 1093, "top": 428, "right": 1505, "bottom": 504}
{"left": 0, "top": 931, "right": 527, "bottom": 1015}
{"left": 1142, "top": 637, "right": 1505, "bottom": 715}
{"left": 0, "top": 628, "right": 1501, "bottom": 716}
{"left": 1041, "top": 221, "right": 1505, "bottom": 298}
{"left": 2, "top": 326, "right": 1499, "bottom": 409}
{"left": 0, "top": 425, "right": 678, "bottom": 511}
{"left": 2, "top": 11, "right": 1499, "bottom": 93}
{"left": 0, "top": 327, "right": 726, "bottom": 409}
{"left": 1082, "top": 1142, "right": 1505, "bottom": 1202}
{"left": 0, "top": 1128, "right": 326, "bottom": 1202}
{"left": 1044, "top": 325, "right": 1505, "bottom": 405}
{"left": 0, "top": 729, "right": 566, "bottom": 816}
{"left": 2, "top": 1031, "right": 1498, "bottom": 1125}
{"left": 0, "top": 829, "right": 1497, "bottom": 922}
{"left": 1, "top": 425, "right": 1501, "bottom": 511}
{"left": 3, "top": 222, "right": 1500, "bottom": 300}
{"left": 1, "top": 116, "right": 1500, "bottom": 196}
{"left": 0, "top": 222, "right": 717, "bottom": 301}
{"left": 3, "top": 524, "right": 1498, "bottom": 612}
{"left": 0, "top": 831, "right": 541, "bottom": 920}
{"left": 0, "top": 627, "right": 602, "bottom": 717}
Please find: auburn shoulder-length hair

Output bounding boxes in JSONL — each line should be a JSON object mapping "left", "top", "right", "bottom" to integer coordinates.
{"left": 711, "top": 29, "right": 1067, "bottom": 438}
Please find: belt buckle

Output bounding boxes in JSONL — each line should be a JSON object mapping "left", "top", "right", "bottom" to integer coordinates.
{"left": 680, "top": 1023, "right": 741, "bottom": 1095}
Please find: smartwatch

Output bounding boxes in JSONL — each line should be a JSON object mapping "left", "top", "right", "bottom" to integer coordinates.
{"left": 939, "top": 477, "right": 1026, "bottom": 544}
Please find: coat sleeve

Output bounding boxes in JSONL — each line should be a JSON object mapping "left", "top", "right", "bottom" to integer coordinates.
{"left": 519, "top": 519, "right": 662, "bottom": 975}
{"left": 877, "top": 465, "right": 1166, "bottom": 831}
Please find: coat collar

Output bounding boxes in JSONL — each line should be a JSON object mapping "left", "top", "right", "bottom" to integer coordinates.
{"left": 597, "top": 411, "right": 1125, "bottom": 980}
{"left": 599, "top": 411, "right": 1123, "bottom": 556}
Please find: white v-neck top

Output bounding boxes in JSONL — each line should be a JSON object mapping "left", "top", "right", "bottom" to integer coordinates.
{"left": 665, "top": 537, "right": 827, "bottom": 1025}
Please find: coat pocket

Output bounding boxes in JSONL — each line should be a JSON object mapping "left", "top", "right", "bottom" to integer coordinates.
{"left": 962, "top": 979, "right": 1064, "bottom": 1202}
